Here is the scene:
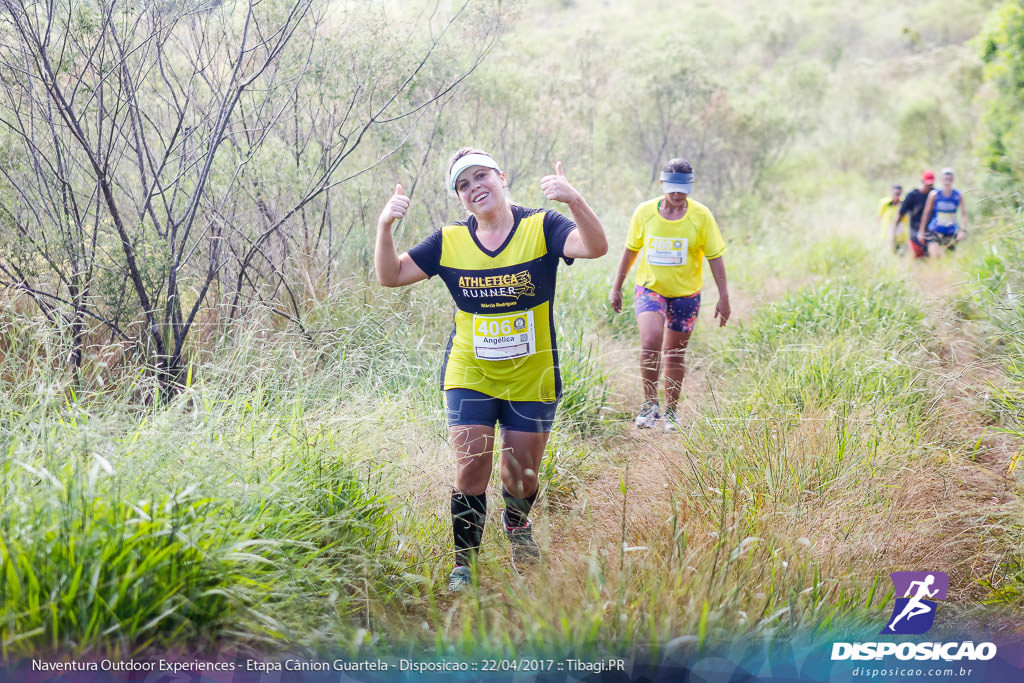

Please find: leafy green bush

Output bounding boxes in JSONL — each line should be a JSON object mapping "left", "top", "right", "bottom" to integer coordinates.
{"left": 977, "top": 1, "right": 1024, "bottom": 204}
{"left": 733, "top": 276, "right": 924, "bottom": 353}
{"left": 0, "top": 469, "right": 256, "bottom": 655}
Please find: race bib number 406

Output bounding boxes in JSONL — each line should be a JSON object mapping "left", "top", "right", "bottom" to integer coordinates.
{"left": 646, "top": 236, "right": 688, "bottom": 266}
{"left": 472, "top": 311, "right": 536, "bottom": 360}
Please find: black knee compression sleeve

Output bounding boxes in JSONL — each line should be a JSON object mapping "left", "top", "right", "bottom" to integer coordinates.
{"left": 502, "top": 486, "right": 537, "bottom": 529}
{"left": 451, "top": 490, "right": 487, "bottom": 567}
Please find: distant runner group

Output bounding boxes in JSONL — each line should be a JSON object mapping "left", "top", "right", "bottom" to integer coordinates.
{"left": 375, "top": 150, "right": 729, "bottom": 591}
{"left": 880, "top": 168, "right": 968, "bottom": 258}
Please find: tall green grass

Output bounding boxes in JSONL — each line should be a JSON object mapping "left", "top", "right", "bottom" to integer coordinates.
{"left": 0, "top": 265, "right": 626, "bottom": 656}
{"left": 962, "top": 220, "right": 1024, "bottom": 606}
{"left": 0, "top": 304, "right": 419, "bottom": 656}
{"left": 0, "top": 224, "right": 1007, "bottom": 658}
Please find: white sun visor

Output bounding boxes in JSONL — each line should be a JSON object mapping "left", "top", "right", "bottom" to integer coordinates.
{"left": 448, "top": 153, "right": 501, "bottom": 192}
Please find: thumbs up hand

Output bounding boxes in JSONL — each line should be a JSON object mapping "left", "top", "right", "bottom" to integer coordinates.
{"left": 379, "top": 183, "right": 411, "bottom": 227}
{"left": 540, "top": 161, "right": 581, "bottom": 205}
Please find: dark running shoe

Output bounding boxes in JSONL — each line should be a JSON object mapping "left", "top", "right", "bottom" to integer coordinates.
{"left": 502, "top": 509, "right": 540, "bottom": 573}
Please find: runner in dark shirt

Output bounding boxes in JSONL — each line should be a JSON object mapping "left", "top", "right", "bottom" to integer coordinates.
{"left": 896, "top": 170, "right": 935, "bottom": 258}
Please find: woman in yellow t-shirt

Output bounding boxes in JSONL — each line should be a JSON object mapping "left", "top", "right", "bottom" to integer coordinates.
{"left": 375, "top": 148, "right": 607, "bottom": 591}
{"left": 609, "top": 158, "right": 730, "bottom": 430}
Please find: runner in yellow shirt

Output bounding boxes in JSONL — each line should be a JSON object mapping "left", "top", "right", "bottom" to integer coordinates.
{"left": 375, "top": 148, "right": 608, "bottom": 591}
{"left": 878, "top": 184, "right": 907, "bottom": 254}
{"left": 609, "top": 158, "right": 730, "bottom": 431}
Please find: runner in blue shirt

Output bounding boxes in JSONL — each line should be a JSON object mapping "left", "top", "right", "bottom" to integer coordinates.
{"left": 918, "top": 168, "right": 967, "bottom": 257}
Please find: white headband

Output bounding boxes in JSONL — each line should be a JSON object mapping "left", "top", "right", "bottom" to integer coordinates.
{"left": 448, "top": 153, "right": 501, "bottom": 191}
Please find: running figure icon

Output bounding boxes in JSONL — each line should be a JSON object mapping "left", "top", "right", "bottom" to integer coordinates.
{"left": 888, "top": 575, "right": 938, "bottom": 631}
{"left": 882, "top": 571, "right": 949, "bottom": 635}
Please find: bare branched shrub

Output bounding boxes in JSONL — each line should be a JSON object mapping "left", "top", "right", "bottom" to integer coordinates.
{"left": 0, "top": 0, "right": 501, "bottom": 392}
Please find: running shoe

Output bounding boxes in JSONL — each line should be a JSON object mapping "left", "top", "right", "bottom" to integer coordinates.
{"left": 448, "top": 566, "right": 472, "bottom": 592}
{"left": 502, "top": 510, "right": 540, "bottom": 573}
{"left": 662, "top": 408, "right": 680, "bottom": 432}
{"left": 634, "top": 400, "right": 660, "bottom": 429}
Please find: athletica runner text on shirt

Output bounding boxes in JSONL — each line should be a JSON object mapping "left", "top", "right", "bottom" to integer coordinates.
{"left": 458, "top": 271, "right": 535, "bottom": 300}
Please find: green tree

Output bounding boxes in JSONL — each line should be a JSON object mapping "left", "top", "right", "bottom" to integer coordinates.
{"left": 978, "top": 0, "right": 1024, "bottom": 202}
{"left": 897, "top": 99, "right": 958, "bottom": 165}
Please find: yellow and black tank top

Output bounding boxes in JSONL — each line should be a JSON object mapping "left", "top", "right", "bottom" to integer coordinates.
{"left": 407, "top": 205, "right": 576, "bottom": 402}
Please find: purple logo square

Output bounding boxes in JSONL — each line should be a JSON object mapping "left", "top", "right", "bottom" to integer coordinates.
{"left": 881, "top": 571, "right": 949, "bottom": 635}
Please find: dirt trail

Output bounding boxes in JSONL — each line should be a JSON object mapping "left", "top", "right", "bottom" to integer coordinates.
{"left": 555, "top": 288, "right": 752, "bottom": 560}
{"left": 556, "top": 269, "right": 801, "bottom": 560}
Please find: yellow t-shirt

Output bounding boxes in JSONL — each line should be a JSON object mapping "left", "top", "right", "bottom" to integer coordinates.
{"left": 626, "top": 197, "right": 725, "bottom": 298}
{"left": 406, "top": 206, "right": 576, "bottom": 402}
{"left": 878, "top": 197, "right": 906, "bottom": 239}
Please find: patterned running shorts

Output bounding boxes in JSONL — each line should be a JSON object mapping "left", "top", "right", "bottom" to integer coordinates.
{"left": 633, "top": 285, "right": 701, "bottom": 333}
